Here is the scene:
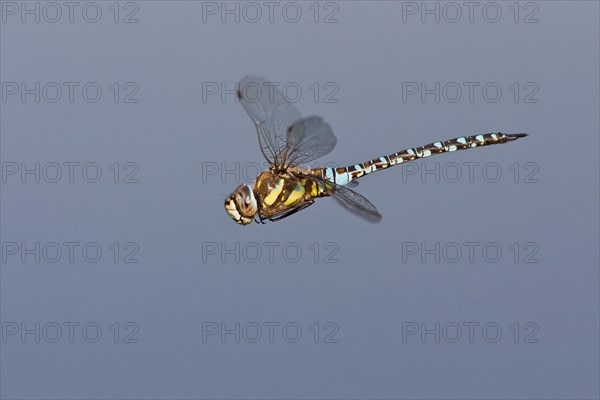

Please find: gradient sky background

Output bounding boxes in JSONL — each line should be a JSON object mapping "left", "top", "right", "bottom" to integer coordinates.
{"left": 1, "top": 1, "right": 598, "bottom": 399}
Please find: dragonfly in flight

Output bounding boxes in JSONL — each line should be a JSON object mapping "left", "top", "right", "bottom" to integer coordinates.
{"left": 225, "top": 75, "right": 527, "bottom": 225}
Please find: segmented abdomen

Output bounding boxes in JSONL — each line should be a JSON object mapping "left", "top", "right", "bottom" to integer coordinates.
{"left": 321, "top": 132, "right": 526, "bottom": 185}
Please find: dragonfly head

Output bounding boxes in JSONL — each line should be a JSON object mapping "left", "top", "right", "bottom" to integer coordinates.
{"left": 225, "top": 184, "right": 258, "bottom": 225}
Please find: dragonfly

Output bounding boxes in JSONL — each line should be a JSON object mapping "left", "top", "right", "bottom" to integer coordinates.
{"left": 224, "top": 75, "right": 527, "bottom": 225}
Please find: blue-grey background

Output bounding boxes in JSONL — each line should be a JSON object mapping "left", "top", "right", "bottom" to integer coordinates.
{"left": 1, "top": 1, "right": 598, "bottom": 399}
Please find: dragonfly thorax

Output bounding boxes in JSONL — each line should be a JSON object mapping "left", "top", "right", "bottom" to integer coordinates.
{"left": 224, "top": 184, "right": 258, "bottom": 225}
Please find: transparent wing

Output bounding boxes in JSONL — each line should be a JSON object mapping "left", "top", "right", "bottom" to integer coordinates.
{"left": 237, "top": 76, "right": 337, "bottom": 167}
{"left": 331, "top": 184, "right": 382, "bottom": 223}
{"left": 237, "top": 75, "right": 302, "bottom": 166}
{"left": 305, "top": 175, "right": 381, "bottom": 222}
{"left": 283, "top": 116, "right": 337, "bottom": 167}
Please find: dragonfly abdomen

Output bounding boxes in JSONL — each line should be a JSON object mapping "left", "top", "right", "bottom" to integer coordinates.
{"left": 322, "top": 132, "right": 527, "bottom": 185}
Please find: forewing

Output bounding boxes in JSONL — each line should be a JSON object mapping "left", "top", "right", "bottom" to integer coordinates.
{"left": 284, "top": 116, "right": 337, "bottom": 167}
{"left": 330, "top": 183, "right": 382, "bottom": 223}
{"left": 237, "top": 75, "right": 302, "bottom": 165}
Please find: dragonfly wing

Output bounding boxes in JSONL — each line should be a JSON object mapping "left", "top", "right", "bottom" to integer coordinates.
{"left": 284, "top": 116, "right": 337, "bottom": 167}
{"left": 237, "top": 75, "right": 302, "bottom": 166}
{"left": 329, "top": 182, "right": 382, "bottom": 223}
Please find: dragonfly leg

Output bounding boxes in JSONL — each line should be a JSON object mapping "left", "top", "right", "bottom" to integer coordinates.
{"left": 268, "top": 200, "right": 315, "bottom": 222}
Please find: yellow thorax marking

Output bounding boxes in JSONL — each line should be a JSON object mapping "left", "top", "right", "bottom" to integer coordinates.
{"left": 284, "top": 182, "right": 305, "bottom": 205}
{"left": 263, "top": 177, "right": 284, "bottom": 205}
